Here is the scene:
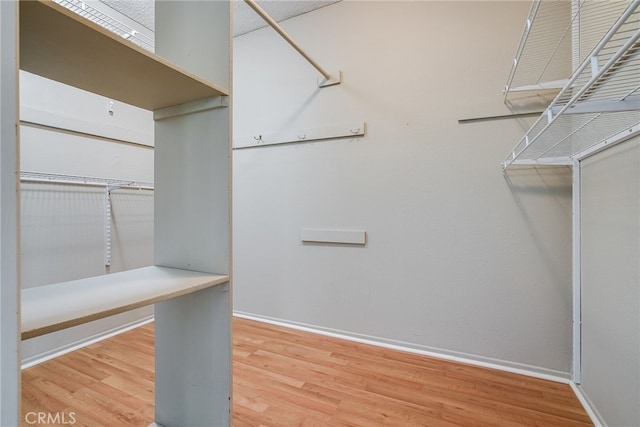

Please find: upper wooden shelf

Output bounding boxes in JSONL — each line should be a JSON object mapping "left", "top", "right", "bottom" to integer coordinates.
{"left": 21, "top": 266, "right": 229, "bottom": 340}
{"left": 19, "top": 0, "right": 229, "bottom": 111}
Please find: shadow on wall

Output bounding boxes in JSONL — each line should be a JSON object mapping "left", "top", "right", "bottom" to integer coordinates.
{"left": 503, "top": 165, "right": 572, "bottom": 292}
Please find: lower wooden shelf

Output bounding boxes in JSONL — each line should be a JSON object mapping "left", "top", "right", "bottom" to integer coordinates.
{"left": 21, "top": 266, "right": 229, "bottom": 340}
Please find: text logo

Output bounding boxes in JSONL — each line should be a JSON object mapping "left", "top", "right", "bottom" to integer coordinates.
{"left": 25, "top": 412, "right": 77, "bottom": 425}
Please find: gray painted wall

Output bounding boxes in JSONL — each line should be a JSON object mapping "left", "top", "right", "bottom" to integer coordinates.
{"left": 20, "top": 72, "right": 154, "bottom": 363}
{"left": 233, "top": 1, "right": 574, "bottom": 375}
{"left": 580, "top": 136, "right": 640, "bottom": 426}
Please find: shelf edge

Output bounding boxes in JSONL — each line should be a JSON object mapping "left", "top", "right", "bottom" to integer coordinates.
{"left": 21, "top": 266, "right": 229, "bottom": 340}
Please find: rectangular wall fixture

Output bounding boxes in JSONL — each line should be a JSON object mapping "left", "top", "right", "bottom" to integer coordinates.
{"left": 300, "top": 229, "right": 366, "bottom": 245}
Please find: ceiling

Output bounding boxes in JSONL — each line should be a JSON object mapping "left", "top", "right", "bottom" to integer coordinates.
{"left": 100, "top": 0, "right": 340, "bottom": 37}
{"left": 234, "top": 1, "right": 340, "bottom": 36}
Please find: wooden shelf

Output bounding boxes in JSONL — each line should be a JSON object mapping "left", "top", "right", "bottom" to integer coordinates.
{"left": 19, "top": 0, "right": 229, "bottom": 111}
{"left": 21, "top": 266, "right": 229, "bottom": 340}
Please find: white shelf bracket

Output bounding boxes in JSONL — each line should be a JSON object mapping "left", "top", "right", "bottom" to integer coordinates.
{"left": 244, "top": 0, "right": 342, "bottom": 88}
{"left": 318, "top": 71, "right": 342, "bottom": 88}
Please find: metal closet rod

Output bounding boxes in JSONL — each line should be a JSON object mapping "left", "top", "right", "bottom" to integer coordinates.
{"left": 244, "top": 0, "right": 339, "bottom": 84}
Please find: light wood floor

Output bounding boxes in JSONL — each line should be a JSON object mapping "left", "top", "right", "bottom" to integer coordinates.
{"left": 21, "top": 317, "right": 593, "bottom": 427}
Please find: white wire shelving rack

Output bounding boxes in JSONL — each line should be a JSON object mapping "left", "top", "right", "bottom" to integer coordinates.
{"left": 20, "top": 171, "right": 154, "bottom": 267}
{"left": 503, "top": 0, "right": 640, "bottom": 169}
{"left": 20, "top": 171, "right": 154, "bottom": 190}
{"left": 54, "top": 0, "right": 154, "bottom": 52}
{"left": 504, "top": 0, "right": 573, "bottom": 99}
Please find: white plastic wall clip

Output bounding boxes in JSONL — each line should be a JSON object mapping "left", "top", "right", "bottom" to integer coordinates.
{"left": 318, "top": 71, "right": 342, "bottom": 88}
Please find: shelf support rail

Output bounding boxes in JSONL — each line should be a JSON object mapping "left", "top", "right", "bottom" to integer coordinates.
{"left": 243, "top": 0, "right": 341, "bottom": 87}
{"left": 104, "top": 187, "right": 113, "bottom": 267}
{"left": 502, "top": 0, "right": 640, "bottom": 169}
{"left": 572, "top": 158, "right": 582, "bottom": 384}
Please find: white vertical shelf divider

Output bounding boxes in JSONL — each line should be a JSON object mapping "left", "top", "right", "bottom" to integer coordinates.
{"left": 572, "top": 159, "right": 582, "bottom": 384}
{"left": 153, "top": 1, "right": 232, "bottom": 426}
{"left": 0, "top": 2, "right": 20, "bottom": 425}
{"left": 1, "top": 0, "right": 232, "bottom": 424}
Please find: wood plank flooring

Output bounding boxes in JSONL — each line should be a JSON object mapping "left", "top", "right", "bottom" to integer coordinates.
{"left": 21, "top": 317, "right": 593, "bottom": 426}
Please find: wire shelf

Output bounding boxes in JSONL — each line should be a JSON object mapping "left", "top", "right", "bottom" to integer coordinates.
{"left": 504, "top": 0, "right": 629, "bottom": 98}
{"left": 54, "top": 0, "right": 154, "bottom": 52}
{"left": 503, "top": 0, "right": 640, "bottom": 168}
{"left": 20, "top": 171, "right": 154, "bottom": 190}
{"left": 504, "top": 1, "right": 573, "bottom": 95}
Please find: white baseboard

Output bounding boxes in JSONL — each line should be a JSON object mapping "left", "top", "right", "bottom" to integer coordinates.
{"left": 232, "top": 311, "right": 571, "bottom": 384}
{"left": 234, "top": 313, "right": 618, "bottom": 424}
{"left": 21, "top": 315, "right": 154, "bottom": 369}
{"left": 570, "top": 382, "right": 606, "bottom": 427}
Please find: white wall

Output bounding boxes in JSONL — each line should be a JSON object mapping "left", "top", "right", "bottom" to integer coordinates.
{"left": 580, "top": 136, "right": 640, "bottom": 426}
{"left": 20, "top": 72, "right": 154, "bottom": 364}
{"left": 233, "top": 1, "right": 574, "bottom": 376}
